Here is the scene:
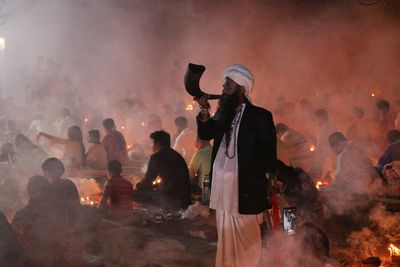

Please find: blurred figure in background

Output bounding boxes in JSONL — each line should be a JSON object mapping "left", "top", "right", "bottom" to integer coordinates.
{"left": 54, "top": 108, "right": 80, "bottom": 137}
{"left": 14, "top": 134, "right": 48, "bottom": 173}
{"left": 276, "top": 123, "right": 314, "bottom": 174}
{"left": 101, "top": 118, "right": 129, "bottom": 165}
{"left": 4, "top": 120, "right": 20, "bottom": 143}
{"left": 394, "top": 99, "right": 400, "bottom": 131}
{"left": 372, "top": 100, "right": 395, "bottom": 152}
{"left": 188, "top": 135, "right": 212, "bottom": 193}
{"left": 313, "top": 109, "right": 337, "bottom": 178}
{"left": 85, "top": 130, "right": 107, "bottom": 170}
{"left": 376, "top": 130, "right": 400, "bottom": 178}
{"left": 173, "top": 116, "right": 197, "bottom": 164}
{"left": 346, "top": 107, "right": 371, "bottom": 146}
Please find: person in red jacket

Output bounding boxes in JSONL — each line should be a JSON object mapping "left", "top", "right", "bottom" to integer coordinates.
{"left": 101, "top": 118, "right": 129, "bottom": 165}
{"left": 99, "top": 160, "right": 133, "bottom": 216}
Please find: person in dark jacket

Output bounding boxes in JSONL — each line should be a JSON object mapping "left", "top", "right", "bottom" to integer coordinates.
{"left": 134, "top": 130, "right": 191, "bottom": 209}
{"left": 0, "top": 210, "right": 24, "bottom": 267}
{"left": 41, "top": 158, "right": 81, "bottom": 226}
{"left": 196, "top": 64, "right": 277, "bottom": 267}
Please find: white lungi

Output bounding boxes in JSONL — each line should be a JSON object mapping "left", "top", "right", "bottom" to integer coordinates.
{"left": 210, "top": 104, "right": 262, "bottom": 267}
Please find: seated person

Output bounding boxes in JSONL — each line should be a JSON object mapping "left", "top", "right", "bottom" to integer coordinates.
{"left": 11, "top": 175, "right": 82, "bottom": 266}
{"left": 0, "top": 210, "right": 24, "bottom": 267}
{"left": 134, "top": 131, "right": 191, "bottom": 209}
{"left": 38, "top": 125, "right": 85, "bottom": 170}
{"left": 173, "top": 116, "right": 197, "bottom": 164}
{"left": 101, "top": 118, "right": 129, "bottom": 165}
{"left": 276, "top": 160, "right": 319, "bottom": 213}
{"left": 376, "top": 130, "right": 400, "bottom": 178}
{"left": 296, "top": 222, "right": 341, "bottom": 267}
{"left": 0, "top": 143, "right": 16, "bottom": 163}
{"left": 14, "top": 134, "right": 48, "bottom": 176}
{"left": 99, "top": 160, "right": 133, "bottom": 216}
{"left": 41, "top": 158, "right": 81, "bottom": 225}
{"left": 322, "top": 132, "right": 380, "bottom": 214}
{"left": 85, "top": 130, "right": 107, "bottom": 170}
{"left": 188, "top": 135, "right": 212, "bottom": 193}
{"left": 276, "top": 123, "right": 313, "bottom": 174}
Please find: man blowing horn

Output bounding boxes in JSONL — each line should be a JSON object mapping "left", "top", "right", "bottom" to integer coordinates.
{"left": 195, "top": 64, "right": 277, "bottom": 267}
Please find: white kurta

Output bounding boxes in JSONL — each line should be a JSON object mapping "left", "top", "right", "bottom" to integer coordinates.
{"left": 210, "top": 104, "right": 262, "bottom": 267}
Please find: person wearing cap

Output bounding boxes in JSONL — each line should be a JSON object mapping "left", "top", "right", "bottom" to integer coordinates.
{"left": 196, "top": 64, "right": 277, "bottom": 267}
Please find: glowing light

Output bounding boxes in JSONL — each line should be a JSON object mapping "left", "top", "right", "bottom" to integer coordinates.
{"left": 185, "top": 104, "right": 194, "bottom": 111}
{"left": 315, "top": 181, "right": 330, "bottom": 190}
{"left": 0, "top": 38, "right": 5, "bottom": 51}
{"left": 86, "top": 196, "right": 89, "bottom": 200}
{"left": 152, "top": 177, "right": 162, "bottom": 186}
{"left": 127, "top": 144, "right": 133, "bottom": 150}
{"left": 84, "top": 118, "right": 88, "bottom": 123}
{"left": 389, "top": 244, "right": 400, "bottom": 257}
{"left": 141, "top": 122, "right": 145, "bottom": 127}
{"left": 371, "top": 93, "right": 375, "bottom": 97}
{"left": 121, "top": 126, "right": 125, "bottom": 130}
{"left": 90, "top": 201, "right": 94, "bottom": 206}
{"left": 80, "top": 197, "right": 84, "bottom": 202}
{"left": 309, "top": 145, "right": 315, "bottom": 152}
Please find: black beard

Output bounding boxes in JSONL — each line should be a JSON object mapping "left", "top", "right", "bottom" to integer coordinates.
{"left": 216, "top": 91, "right": 241, "bottom": 147}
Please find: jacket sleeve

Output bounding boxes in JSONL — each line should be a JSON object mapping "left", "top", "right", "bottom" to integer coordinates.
{"left": 257, "top": 111, "right": 277, "bottom": 174}
{"left": 197, "top": 114, "right": 217, "bottom": 141}
{"left": 137, "top": 155, "right": 159, "bottom": 191}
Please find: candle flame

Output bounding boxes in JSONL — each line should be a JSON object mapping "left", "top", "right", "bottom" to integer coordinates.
{"left": 185, "top": 104, "right": 194, "bottom": 111}
{"left": 309, "top": 145, "right": 315, "bottom": 152}
{"left": 315, "top": 181, "right": 329, "bottom": 190}
{"left": 389, "top": 244, "right": 400, "bottom": 257}
{"left": 371, "top": 92, "right": 375, "bottom": 97}
{"left": 152, "top": 177, "right": 162, "bottom": 185}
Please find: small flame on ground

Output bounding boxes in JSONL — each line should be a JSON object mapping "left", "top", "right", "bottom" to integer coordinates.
{"left": 152, "top": 177, "right": 162, "bottom": 185}
{"left": 316, "top": 181, "right": 330, "bottom": 190}
{"left": 185, "top": 104, "right": 194, "bottom": 111}
{"left": 388, "top": 244, "right": 400, "bottom": 257}
{"left": 309, "top": 145, "right": 315, "bottom": 152}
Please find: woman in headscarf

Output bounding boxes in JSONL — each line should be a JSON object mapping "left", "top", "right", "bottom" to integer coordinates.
{"left": 37, "top": 125, "right": 85, "bottom": 170}
{"left": 11, "top": 175, "right": 82, "bottom": 267}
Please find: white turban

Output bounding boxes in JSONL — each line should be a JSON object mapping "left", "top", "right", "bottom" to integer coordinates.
{"left": 223, "top": 64, "right": 254, "bottom": 95}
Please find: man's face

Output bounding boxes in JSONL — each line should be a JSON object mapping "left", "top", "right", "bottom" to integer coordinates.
{"left": 222, "top": 78, "right": 239, "bottom": 96}
{"left": 151, "top": 140, "right": 161, "bottom": 154}
{"left": 330, "top": 141, "right": 346, "bottom": 155}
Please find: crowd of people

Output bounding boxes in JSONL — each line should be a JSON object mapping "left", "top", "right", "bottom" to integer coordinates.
{"left": 0, "top": 59, "right": 400, "bottom": 266}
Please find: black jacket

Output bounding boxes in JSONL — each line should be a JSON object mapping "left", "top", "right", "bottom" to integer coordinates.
{"left": 137, "top": 147, "right": 191, "bottom": 208}
{"left": 197, "top": 100, "right": 277, "bottom": 214}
